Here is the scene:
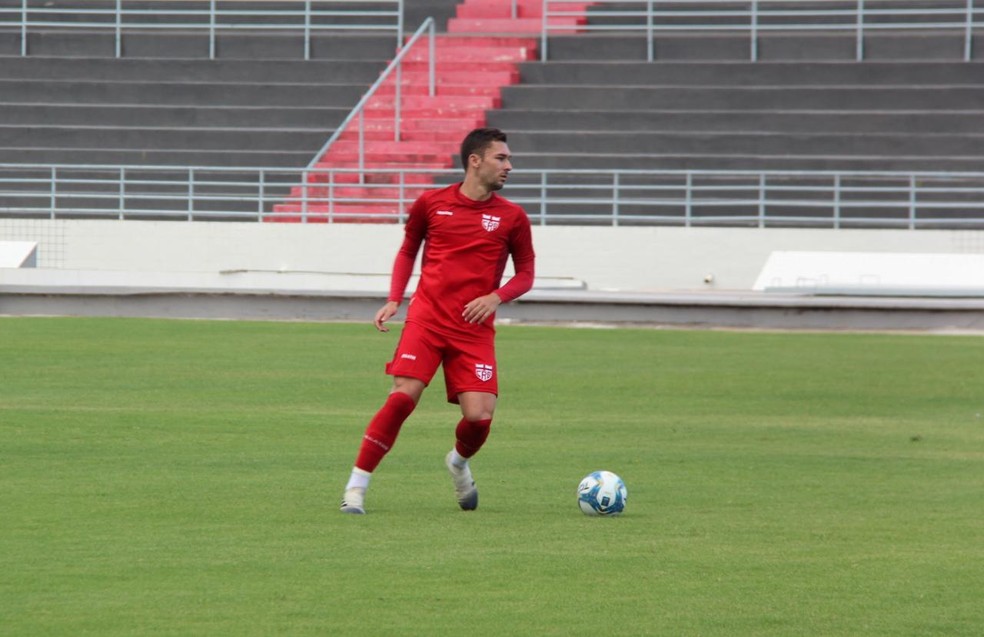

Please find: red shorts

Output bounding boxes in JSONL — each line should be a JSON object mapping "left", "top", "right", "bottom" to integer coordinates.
{"left": 385, "top": 321, "right": 498, "bottom": 404}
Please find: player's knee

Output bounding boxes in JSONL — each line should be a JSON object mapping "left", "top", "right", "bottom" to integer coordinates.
{"left": 458, "top": 391, "right": 495, "bottom": 422}
{"left": 460, "top": 398, "right": 495, "bottom": 422}
{"left": 391, "top": 376, "right": 425, "bottom": 403}
{"left": 462, "top": 406, "right": 494, "bottom": 422}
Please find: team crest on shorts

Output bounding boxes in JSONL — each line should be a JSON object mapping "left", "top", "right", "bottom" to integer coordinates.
{"left": 481, "top": 214, "right": 500, "bottom": 232}
{"left": 475, "top": 363, "right": 494, "bottom": 382}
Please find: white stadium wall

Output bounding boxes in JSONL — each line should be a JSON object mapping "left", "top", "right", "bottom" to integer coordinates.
{"left": 3, "top": 219, "right": 983, "bottom": 292}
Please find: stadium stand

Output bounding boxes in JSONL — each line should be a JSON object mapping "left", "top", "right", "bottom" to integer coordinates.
{"left": 273, "top": 30, "right": 544, "bottom": 220}
{"left": 0, "top": 0, "right": 443, "bottom": 168}
{"left": 0, "top": 0, "right": 462, "bottom": 217}
{"left": 0, "top": 54, "right": 390, "bottom": 168}
{"left": 272, "top": 1, "right": 984, "bottom": 225}
{"left": 494, "top": 58, "right": 984, "bottom": 172}
{"left": 1, "top": 0, "right": 983, "bottom": 227}
{"left": 493, "top": 0, "right": 984, "bottom": 173}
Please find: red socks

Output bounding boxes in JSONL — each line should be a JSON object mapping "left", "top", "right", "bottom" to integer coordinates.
{"left": 354, "top": 392, "right": 417, "bottom": 472}
{"left": 454, "top": 417, "right": 492, "bottom": 458}
{"left": 354, "top": 394, "right": 493, "bottom": 471}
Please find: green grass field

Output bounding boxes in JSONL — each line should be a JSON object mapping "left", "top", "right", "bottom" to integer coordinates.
{"left": 1, "top": 317, "right": 982, "bottom": 636}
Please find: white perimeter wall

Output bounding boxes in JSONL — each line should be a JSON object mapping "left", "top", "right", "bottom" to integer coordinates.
{"left": 3, "top": 219, "right": 984, "bottom": 292}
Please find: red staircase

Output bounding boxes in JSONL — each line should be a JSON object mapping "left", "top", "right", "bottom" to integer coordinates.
{"left": 449, "top": 0, "right": 594, "bottom": 33}
{"left": 271, "top": 1, "right": 595, "bottom": 223}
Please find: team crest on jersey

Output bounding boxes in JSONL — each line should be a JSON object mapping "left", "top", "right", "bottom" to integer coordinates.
{"left": 475, "top": 363, "right": 494, "bottom": 382}
{"left": 481, "top": 214, "right": 501, "bottom": 232}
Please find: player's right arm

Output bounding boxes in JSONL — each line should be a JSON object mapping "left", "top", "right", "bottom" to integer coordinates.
{"left": 375, "top": 194, "right": 428, "bottom": 332}
{"left": 373, "top": 300, "right": 401, "bottom": 332}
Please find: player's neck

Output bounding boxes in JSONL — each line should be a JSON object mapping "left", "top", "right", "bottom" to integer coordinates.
{"left": 459, "top": 178, "right": 493, "bottom": 202}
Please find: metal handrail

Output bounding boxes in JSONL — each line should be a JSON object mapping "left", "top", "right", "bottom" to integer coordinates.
{"left": 541, "top": 0, "right": 980, "bottom": 62}
{"left": 304, "top": 17, "right": 436, "bottom": 175}
{"left": 1, "top": 0, "right": 404, "bottom": 59}
{"left": 4, "top": 164, "right": 984, "bottom": 229}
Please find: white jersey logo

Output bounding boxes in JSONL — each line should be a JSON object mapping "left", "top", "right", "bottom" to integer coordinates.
{"left": 437, "top": 210, "right": 454, "bottom": 216}
{"left": 481, "top": 214, "right": 500, "bottom": 232}
{"left": 475, "top": 363, "right": 494, "bottom": 382}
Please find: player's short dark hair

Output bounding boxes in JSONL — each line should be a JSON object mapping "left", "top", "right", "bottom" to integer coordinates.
{"left": 460, "top": 127, "right": 507, "bottom": 171}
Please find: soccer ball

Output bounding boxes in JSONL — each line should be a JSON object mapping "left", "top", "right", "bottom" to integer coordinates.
{"left": 577, "top": 470, "right": 627, "bottom": 516}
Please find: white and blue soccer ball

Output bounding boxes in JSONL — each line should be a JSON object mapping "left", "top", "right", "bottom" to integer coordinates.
{"left": 577, "top": 470, "right": 627, "bottom": 516}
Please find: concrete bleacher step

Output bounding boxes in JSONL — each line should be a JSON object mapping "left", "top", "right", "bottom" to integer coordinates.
{"left": 0, "top": 56, "right": 389, "bottom": 83}
{"left": 489, "top": 109, "right": 984, "bottom": 136}
{"left": 5, "top": 147, "right": 318, "bottom": 168}
{"left": 0, "top": 30, "right": 400, "bottom": 60}
{"left": 1, "top": 78, "right": 369, "bottom": 106}
{"left": 0, "top": 125, "right": 331, "bottom": 153}
{"left": 518, "top": 60, "right": 984, "bottom": 86}
{"left": 2, "top": 103, "right": 351, "bottom": 129}
{"left": 499, "top": 84, "right": 984, "bottom": 111}
{"left": 542, "top": 32, "right": 979, "bottom": 62}
{"left": 508, "top": 130, "right": 984, "bottom": 158}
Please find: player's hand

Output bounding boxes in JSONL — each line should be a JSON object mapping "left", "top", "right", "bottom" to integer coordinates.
{"left": 462, "top": 293, "right": 502, "bottom": 324}
{"left": 374, "top": 301, "right": 400, "bottom": 332}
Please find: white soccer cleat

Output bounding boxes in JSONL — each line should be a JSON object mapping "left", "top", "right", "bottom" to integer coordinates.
{"left": 340, "top": 487, "right": 366, "bottom": 514}
{"left": 445, "top": 451, "right": 478, "bottom": 511}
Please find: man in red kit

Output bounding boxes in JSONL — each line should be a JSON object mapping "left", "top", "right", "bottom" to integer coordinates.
{"left": 340, "top": 127, "right": 536, "bottom": 514}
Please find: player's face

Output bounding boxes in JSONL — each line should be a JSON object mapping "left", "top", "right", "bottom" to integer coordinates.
{"left": 474, "top": 141, "right": 512, "bottom": 191}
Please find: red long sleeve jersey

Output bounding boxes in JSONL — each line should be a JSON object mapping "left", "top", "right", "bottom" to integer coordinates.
{"left": 389, "top": 183, "right": 536, "bottom": 340}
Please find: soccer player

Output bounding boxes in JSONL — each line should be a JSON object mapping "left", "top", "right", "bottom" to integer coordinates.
{"left": 340, "top": 127, "right": 536, "bottom": 514}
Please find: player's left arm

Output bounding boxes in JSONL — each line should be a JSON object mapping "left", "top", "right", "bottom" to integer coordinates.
{"left": 495, "top": 212, "right": 536, "bottom": 303}
{"left": 461, "top": 213, "right": 535, "bottom": 324}
{"left": 492, "top": 253, "right": 534, "bottom": 304}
